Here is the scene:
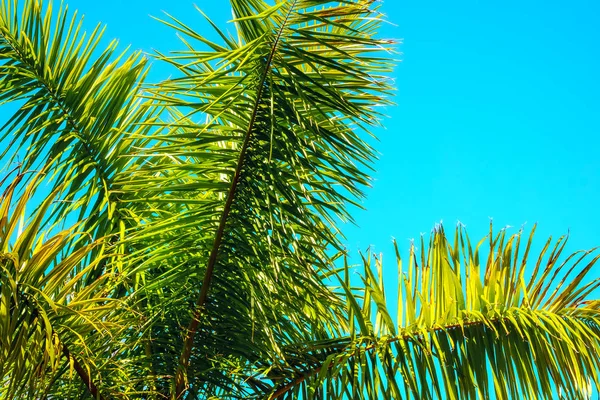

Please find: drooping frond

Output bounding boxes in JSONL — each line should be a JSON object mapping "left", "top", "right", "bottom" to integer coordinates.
{"left": 260, "top": 224, "right": 600, "bottom": 400}
{"left": 115, "top": 1, "right": 395, "bottom": 396}
{"left": 0, "top": 0, "right": 171, "bottom": 399}
{"left": 0, "top": 171, "right": 141, "bottom": 399}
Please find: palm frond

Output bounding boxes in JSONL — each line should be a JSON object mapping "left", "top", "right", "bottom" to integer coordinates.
{"left": 0, "top": 4, "right": 170, "bottom": 394}
{"left": 0, "top": 0, "right": 155, "bottom": 247}
{"left": 0, "top": 171, "right": 139, "bottom": 399}
{"left": 261, "top": 224, "right": 600, "bottom": 400}
{"left": 113, "top": 1, "right": 395, "bottom": 396}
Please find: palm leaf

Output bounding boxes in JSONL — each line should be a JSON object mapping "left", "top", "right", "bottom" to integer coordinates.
{"left": 0, "top": 171, "right": 140, "bottom": 399}
{"left": 261, "top": 224, "right": 600, "bottom": 400}
{"left": 0, "top": 4, "right": 164, "bottom": 394}
{"left": 113, "top": 1, "right": 394, "bottom": 396}
{"left": 0, "top": 0, "right": 157, "bottom": 255}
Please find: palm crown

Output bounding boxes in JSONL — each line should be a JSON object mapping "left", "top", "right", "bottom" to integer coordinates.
{"left": 1, "top": 0, "right": 600, "bottom": 399}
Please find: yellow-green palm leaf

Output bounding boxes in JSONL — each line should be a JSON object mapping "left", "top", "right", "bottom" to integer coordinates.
{"left": 0, "top": 172, "right": 140, "bottom": 399}
{"left": 261, "top": 224, "right": 600, "bottom": 400}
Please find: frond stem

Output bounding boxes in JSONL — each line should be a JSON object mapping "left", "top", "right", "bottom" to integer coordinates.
{"left": 62, "top": 344, "right": 106, "bottom": 400}
{"left": 269, "top": 316, "right": 515, "bottom": 399}
{"left": 175, "top": 1, "right": 298, "bottom": 396}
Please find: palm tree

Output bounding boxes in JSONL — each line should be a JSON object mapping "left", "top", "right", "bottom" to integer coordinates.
{"left": 1, "top": 0, "right": 600, "bottom": 399}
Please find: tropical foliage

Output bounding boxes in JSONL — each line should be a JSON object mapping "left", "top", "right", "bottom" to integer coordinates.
{"left": 0, "top": 0, "right": 599, "bottom": 399}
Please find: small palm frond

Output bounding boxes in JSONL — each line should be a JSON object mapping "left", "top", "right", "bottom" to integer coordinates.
{"left": 261, "top": 224, "right": 600, "bottom": 400}
{"left": 0, "top": 172, "right": 140, "bottom": 399}
{"left": 115, "top": 1, "right": 395, "bottom": 396}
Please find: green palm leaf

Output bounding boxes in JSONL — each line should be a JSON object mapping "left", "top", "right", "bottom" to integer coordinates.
{"left": 120, "top": 1, "right": 394, "bottom": 396}
{"left": 0, "top": 171, "right": 139, "bottom": 399}
{"left": 0, "top": 0, "right": 157, "bottom": 256}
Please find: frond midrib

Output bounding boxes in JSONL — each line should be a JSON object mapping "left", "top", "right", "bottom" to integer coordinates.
{"left": 267, "top": 308, "right": 600, "bottom": 399}
{"left": 0, "top": 28, "right": 114, "bottom": 187}
{"left": 175, "top": 1, "right": 300, "bottom": 394}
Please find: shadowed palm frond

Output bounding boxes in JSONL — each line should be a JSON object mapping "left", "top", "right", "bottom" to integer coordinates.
{"left": 258, "top": 224, "right": 600, "bottom": 400}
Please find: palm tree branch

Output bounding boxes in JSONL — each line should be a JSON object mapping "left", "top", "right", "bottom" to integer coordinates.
{"left": 244, "top": 225, "right": 600, "bottom": 399}
{"left": 175, "top": 1, "right": 299, "bottom": 394}
{"left": 0, "top": 27, "right": 110, "bottom": 190}
{"left": 111, "top": 1, "right": 393, "bottom": 396}
{"left": 267, "top": 308, "right": 600, "bottom": 399}
{"left": 0, "top": 0, "right": 150, "bottom": 241}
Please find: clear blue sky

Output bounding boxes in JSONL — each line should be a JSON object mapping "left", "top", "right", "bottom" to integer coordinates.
{"left": 68, "top": 0, "right": 600, "bottom": 257}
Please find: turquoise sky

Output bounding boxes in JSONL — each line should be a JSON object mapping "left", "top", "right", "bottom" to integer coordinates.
{"left": 67, "top": 0, "right": 600, "bottom": 258}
